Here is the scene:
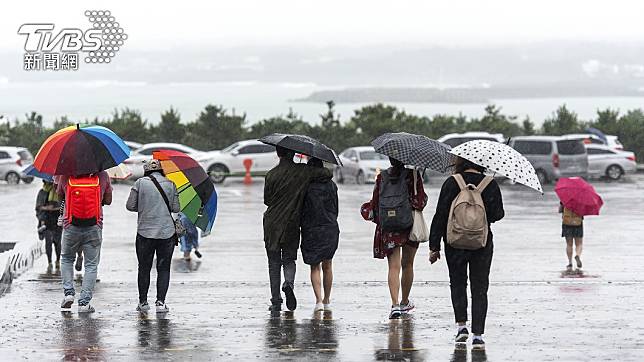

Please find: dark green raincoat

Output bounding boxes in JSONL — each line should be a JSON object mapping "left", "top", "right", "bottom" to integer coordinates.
{"left": 263, "top": 158, "right": 332, "bottom": 252}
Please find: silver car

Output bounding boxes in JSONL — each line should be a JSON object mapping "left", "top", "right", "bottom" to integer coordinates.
{"left": 586, "top": 144, "right": 636, "bottom": 180}
{"left": 0, "top": 146, "right": 34, "bottom": 184}
{"left": 335, "top": 146, "right": 391, "bottom": 184}
{"left": 510, "top": 136, "right": 588, "bottom": 185}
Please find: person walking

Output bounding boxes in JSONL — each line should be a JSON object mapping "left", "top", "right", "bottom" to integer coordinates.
{"left": 57, "top": 172, "right": 112, "bottom": 313}
{"left": 560, "top": 202, "right": 584, "bottom": 270}
{"left": 263, "top": 146, "right": 332, "bottom": 312}
{"left": 178, "top": 212, "right": 202, "bottom": 261}
{"left": 36, "top": 180, "right": 62, "bottom": 269}
{"left": 126, "top": 159, "right": 180, "bottom": 313}
{"left": 300, "top": 158, "right": 339, "bottom": 313}
{"left": 366, "top": 157, "right": 427, "bottom": 319}
{"left": 428, "top": 156, "right": 504, "bottom": 349}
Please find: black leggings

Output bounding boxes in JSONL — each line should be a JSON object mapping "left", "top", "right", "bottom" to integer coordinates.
{"left": 136, "top": 234, "right": 175, "bottom": 303}
{"left": 45, "top": 227, "right": 62, "bottom": 263}
{"left": 445, "top": 241, "right": 493, "bottom": 335}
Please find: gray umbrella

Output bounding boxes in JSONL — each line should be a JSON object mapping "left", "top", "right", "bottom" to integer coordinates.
{"left": 259, "top": 133, "right": 342, "bottom": 165}
{"left": 371, "top": 132, "right": 453, "bottom": 172}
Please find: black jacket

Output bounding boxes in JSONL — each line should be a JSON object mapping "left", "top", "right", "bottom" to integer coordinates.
{"left": 429, "top": 172, "right": 505, "bottom": 251}
{"left": 300, "top": 177, "right": 339, "bottom": 265}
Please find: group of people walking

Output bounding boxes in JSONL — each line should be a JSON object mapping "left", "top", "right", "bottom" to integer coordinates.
{"left": 42, "top": 159, "right": 199, "bottom": 314}
{"left": 32, "top": 128, "right": 596, "bottom": 352}
{"left": 262, "top": 145, "right": 504, "bottom": 349}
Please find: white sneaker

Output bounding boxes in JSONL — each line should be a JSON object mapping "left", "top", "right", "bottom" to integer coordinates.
{"left": 155, "top": 301, "right": 169, "bottom": 313}
{"left": 78, "top": 304, "right": 95, "bottom": 313}
{"left": 60, "top": 295, "right": 74, "bottom": 310}
{"left": 400, "top": 299, "right": 415, "bottom": 313}
{"left": 137, "top": 301, "right": 150, "bottom": 312}
{"left": 314, "top": 303, "right": 324, "bottom": 312}
{"left": 323, "top": 303, "right": 332, "bottom": 312}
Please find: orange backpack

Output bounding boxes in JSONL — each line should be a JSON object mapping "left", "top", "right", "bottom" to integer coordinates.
{"left": 65, "top": 175, "right": 101, "bottom": 227}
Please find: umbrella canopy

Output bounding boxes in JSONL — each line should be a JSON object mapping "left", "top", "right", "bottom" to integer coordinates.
{"left": 258, "top": 133, "right": 342, "bottom": 165}
{"left": 34, "top": 124, "right": 130, "bottom": 176}
{"left": 585, "top": 127, "right": 608, "bottom": 143}
{"left": 153, "top": 150, "right": 217, "bottom": 233}
{"left": 555, "top": 177, "right": 603, "bottom": 216}
{"left": 106, "top": 164, "right": 132, "bottom": 180}
{"left": 22, "top": 165, "right": 53, "bottom": 182}
{"left": 371, "top": 132, "right": 453, "bottom": 172}
{"left": 450, "top": 139, "right": 543, "bottom": 193}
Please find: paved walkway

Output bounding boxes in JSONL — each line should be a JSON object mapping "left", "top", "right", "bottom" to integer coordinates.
{"left": 1, "top": 179, "right": 643, "bottom": 360}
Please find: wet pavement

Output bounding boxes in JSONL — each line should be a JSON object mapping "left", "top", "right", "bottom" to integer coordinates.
{"left": 1, "top": 176, "right": 644, "bottom": 361}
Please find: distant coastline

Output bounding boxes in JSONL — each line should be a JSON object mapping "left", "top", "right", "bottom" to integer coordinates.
{"left": 295, "top": 85, "right": 644, "bottom": 104}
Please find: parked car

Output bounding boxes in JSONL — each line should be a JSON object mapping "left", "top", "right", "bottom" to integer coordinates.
{"left": 585, "top": 144, "right": 636, "bottom": 180}
{"left": 335, "top": 146, "right": 390, "bottom": 184}
{"left": 124, "top": 141, "right": 143, "bottom": 152}
{"left": 0, "top": 146, "right": 34, "bottom": 184}
{"left": 605, "top": 135, "right": 624, "bottom": 150}
{"left": 438, "top": 132, "right": 504, "bottom": 148}
{"left": 123, "top": 142, "right": 208, "bottom": 179}
{"left": 510, "top": 136, "right": 588, "bottom": 185}
{"left": 564, "top": 133, "right": 624, "bottom": 150}
{"left": 202, "top": 140, "right": 278, "bottom": 184}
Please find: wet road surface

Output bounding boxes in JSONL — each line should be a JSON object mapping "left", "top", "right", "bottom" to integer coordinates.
{"left": 1, "top": 176, "right": 644, "bottom": 360}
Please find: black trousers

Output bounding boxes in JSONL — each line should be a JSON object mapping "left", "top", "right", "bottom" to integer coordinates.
{"left": 266, "top": 244, "right": 297, "bottom": 306}
{"left": 136, "top": 234, "right": 175, "bottom": 303}
{"left": 445, "top": 241, "right": 493, "bottom": 335}
{"left": 45, "top": 227, "right": 62, "bottom": 263}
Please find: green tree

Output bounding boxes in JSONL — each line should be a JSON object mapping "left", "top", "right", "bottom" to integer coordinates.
{"left": 184, "top": 104, "right": 246, "bottom": 150}
{"left": 541, "top": 104, "right": 583, "bottom": 135}
{"left": 6, "top": 112, "right": 49, "bottom": 154}
{"left": 468, "top": 104, "right": 522, "bottom": 137}
{"left": 247, "top": 109, "right": 313, "bottom": 139}
{"left": 152, "top": 107, "right": 185, "bottom": 143}
{"left": 522, "top": 117, "right": 535, "bottom": 136}
{"left": 98, "top": 108, "right": 151, "bottom": 143}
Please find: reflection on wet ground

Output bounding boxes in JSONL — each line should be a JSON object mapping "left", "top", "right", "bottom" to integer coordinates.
{"left": 2, "top": 180, "right": 644, "bottom": 360}
{"left": 374, "top": 317, "right": 424, "bottom": 361}
{"left": 137, "top": 314, "right": 174, "bottom": 354}
{"left": 450, "top": 344, "right": 488, "bottom": 362}
{"left": 264, "top": 311, "right": 338, "bottom": 358}
{"left": 173, "top": 259, "right": 202, "bottom": 273}
{"left": 59, "top": 313, "right": 105, "bottom": 361}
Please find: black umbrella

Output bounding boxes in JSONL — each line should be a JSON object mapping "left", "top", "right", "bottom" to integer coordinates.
{"left": 259, "top": 133, "right": 342, "bottom": 166}
{"left": 371, "top": 132, "right": 453, "bottom": 172}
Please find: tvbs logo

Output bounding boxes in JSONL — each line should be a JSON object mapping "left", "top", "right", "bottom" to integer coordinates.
{"left": 18, "top": 10, "right": 127, "bottom": 71}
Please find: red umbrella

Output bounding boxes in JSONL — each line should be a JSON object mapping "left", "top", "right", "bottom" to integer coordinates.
{"left": 555, "top": 177, "right": 603, "bottom": 216}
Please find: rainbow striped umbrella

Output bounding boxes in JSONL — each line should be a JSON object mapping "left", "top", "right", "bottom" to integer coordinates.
{"left": 153, "top": 150, "right": 217, "bottom": 233}
{"left": 34, "top": 124, "right": 130, "bottom": 176}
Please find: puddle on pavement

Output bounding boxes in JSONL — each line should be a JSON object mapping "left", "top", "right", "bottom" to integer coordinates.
{"left": 173, "top": 258, "right": 202, "bottom": 273}
{"left": 374, "top": 318, "right": 426, "bottom": 360}
{"left": 264, "top": 310, "right": 339, "bottom": 357}
{"left": 559, "top": 269, "right": 600, "bottom": 279}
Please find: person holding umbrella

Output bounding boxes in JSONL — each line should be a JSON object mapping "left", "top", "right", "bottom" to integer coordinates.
{"left": 126, "top": 159, "right": 180, "bottom": 313}
{"left": 34, "top": 125, "right": 129, "bottom": 313}
{"left": 300, "top": 157, "right": 339, "bottom": 313}
{"left": 555, "top": 177, "right": 603, "bottom": 271}
{"left": 259, "top": 134, "right": 338, "bottom": 313}
{"left": 429, "top": 139, "right": 541, "bottom": 349}
{"left": 367, "top": 133, "right": 452, "bottom": 319}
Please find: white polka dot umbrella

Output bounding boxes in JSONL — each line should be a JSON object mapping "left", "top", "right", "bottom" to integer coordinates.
{"left": 449, "top": 139, "right": 543, "bottom": 193}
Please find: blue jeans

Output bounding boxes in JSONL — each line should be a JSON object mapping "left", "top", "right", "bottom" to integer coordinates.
{"left": 61, "top": 225, "right": 102, "bottom": 305}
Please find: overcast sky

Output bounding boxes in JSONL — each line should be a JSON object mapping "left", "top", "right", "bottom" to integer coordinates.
{"left": 2, "top": 0, "right": 644, "bottom": 51}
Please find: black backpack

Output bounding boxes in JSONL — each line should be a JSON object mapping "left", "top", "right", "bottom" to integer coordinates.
{"left": 378, "top": 168, "right": 413, "bottom": 232}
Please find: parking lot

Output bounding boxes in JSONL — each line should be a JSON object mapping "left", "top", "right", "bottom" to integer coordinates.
{"left": 1, "top": 173, "right": 644, "bottom": 360}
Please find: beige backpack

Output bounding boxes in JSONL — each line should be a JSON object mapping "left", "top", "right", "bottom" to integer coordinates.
{"left": 446, "top": 174, "right": 493, "bottom": 250}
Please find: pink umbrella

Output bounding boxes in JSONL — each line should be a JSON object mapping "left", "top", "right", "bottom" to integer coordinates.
{"left": 555, "top": 177, "right": 603, "bottom": 216}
